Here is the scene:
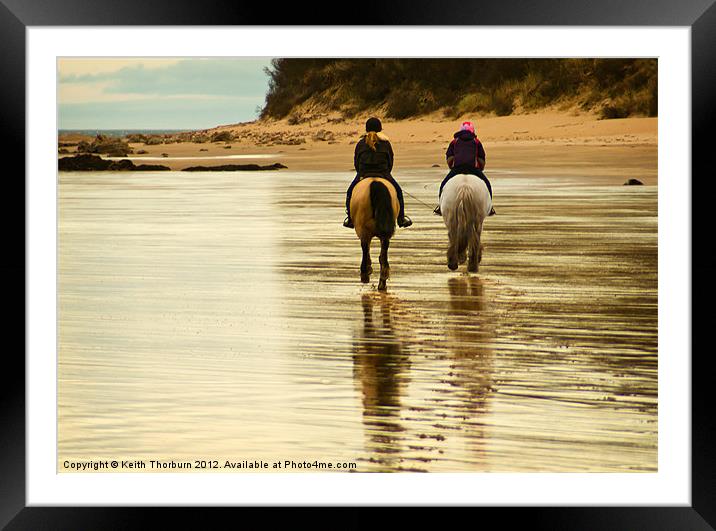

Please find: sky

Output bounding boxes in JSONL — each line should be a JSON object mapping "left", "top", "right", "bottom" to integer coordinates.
{"left": 58, "top": 58, "right": 274, "bottom": 130}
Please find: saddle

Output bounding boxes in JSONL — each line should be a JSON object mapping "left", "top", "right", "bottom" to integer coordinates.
{"left": 359, "top": 172, "right": 387, "bottom": 180}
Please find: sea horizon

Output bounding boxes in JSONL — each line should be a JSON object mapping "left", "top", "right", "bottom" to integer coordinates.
{"left": 59, "top": 128, "right": 193, "bottom": 137}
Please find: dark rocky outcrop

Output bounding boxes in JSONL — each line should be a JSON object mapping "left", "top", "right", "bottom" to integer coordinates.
{"left": 134, "top": 164, "right": 173, "bottom": 171}
{"left": 76, "top": 134, "right": 132, "bottom": 157}
{"left": 624, "top": 178, "right": 644, "bottom": 185}
{"left": 182, "top": 163, "right": 287, "bottom": 172}
{"left": 59, "top": 154, "right": 170, "bottom": 171}
{"left": 210, "top": 131, "right": 234, "bottom": 142}
{"left": 125, "top": 133, "right": 149, "bottom": 144}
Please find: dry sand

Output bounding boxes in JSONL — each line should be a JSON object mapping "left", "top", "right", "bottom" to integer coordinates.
{"left": 59, "top": 110, "right": 657, "bottom": 177}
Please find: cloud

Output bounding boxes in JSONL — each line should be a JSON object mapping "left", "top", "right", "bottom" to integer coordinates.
{"left": 58, "top": 58, "right": 183, "bottom": 77}
{"left": 59, "top": 58, "right": 272, "bottom": 99}
{"left": 59, "top": 95, "right": 265, "bottom": 130}
{"left": 58, "top": 58, "right": 273, "bottom": 128}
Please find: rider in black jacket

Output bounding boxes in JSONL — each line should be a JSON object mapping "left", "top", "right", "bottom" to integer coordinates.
{"left": 343, "top": 117, "right": 412, "bottom": 228}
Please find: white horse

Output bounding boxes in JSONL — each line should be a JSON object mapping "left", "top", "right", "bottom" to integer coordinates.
{"left": 440, "top": 174, "right": 492, "bottom": 272}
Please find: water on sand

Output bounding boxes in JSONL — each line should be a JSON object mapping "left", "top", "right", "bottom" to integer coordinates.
{"left": 58, "top": 166, "right": 657, "bottom": 472}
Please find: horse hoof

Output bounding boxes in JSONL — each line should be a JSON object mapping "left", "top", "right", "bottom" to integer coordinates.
{"left": 361, "top": 272, "right": 371, "bottom": 283}
{"left": 468, "top": 264, "right": 478, "bottom": 273}
{"left": 378, "top": 279, "right": 387, "bottom": 291}
{"left": 448, "top": 260, "right": 458, "bottom": 271}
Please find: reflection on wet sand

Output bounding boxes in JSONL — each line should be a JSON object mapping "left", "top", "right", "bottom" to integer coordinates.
{"left": 59, "top": 166, "right": 657, "bottom": 472}
{"left": 444, "top": 277, "right": 494, "bottom": 467}
{"left": 353, "top": 293, "right": 410, "bottom": 470}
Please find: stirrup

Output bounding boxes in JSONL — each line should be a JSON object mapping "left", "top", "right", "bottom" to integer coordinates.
{"left": 398, "top": 215, "right": 412, "bottom": 228}
{"left": 488, "top": 206, "right": 496, "bottom": 216}
{"left": 343, "top": 217, "right": 354, "bottom": 228}
{"left": 433, "top": 205, "right": 442, "bottom": 216}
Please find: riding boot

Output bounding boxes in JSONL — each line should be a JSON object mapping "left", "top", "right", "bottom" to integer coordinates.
{"left": 489, "top": 206, "right": 496, "bottom": 216}
{"left": 343, "top": 215, "right": 354, "bottom": 228}
{"left": 398, "top": 214, "right": 413, "bottom": 228}
{"left": 433, "top": 205, "right": 442, "bottom": 216}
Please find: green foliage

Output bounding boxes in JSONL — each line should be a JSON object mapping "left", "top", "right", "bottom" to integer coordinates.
{"left": 260, "top": 59, "right": 657, "bottom": 120}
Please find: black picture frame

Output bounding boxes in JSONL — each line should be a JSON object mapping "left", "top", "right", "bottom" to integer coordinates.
{"left": 3, "top": 1, "right": 713, "bottom": 528}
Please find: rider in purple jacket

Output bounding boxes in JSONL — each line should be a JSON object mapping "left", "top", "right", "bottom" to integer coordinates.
{"left": 434, "top": 121, "right": 495, "bottom": 216}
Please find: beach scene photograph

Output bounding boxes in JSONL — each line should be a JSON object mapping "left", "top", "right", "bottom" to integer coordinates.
{"left": 58, "top": 57, "right": 657, "bottom": 473}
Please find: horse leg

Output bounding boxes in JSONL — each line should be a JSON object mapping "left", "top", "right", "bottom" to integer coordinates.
{"left": 360, "top": 239, "right": 372, "bottom": 283}
{"left": 378, "top": 237, "right": 390, "bottom": 291}
{"left": 458, "top": 228, "right": 469, "bottom": 265}
{"left": 468, "top": 244, "right": 479, "bottom": 273}
{"left": 468, "top": 222, "right": 483, "bottom": 273}
{"left": 447, "top": 236, "right": 459, "bottom": 271}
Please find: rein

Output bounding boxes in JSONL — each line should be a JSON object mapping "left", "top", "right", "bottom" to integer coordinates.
{"left": 402, "top": 188, "right": 436, "bottom": 211}
{"left": 360, "top": 173, "right": 437, "bottom": 212}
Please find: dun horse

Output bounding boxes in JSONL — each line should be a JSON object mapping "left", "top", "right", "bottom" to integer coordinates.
{"left": 439, "top": 174, "right": 492, "bottom": 272}
{"left": 350, "top": 177, "right": 400, "bottom": 290}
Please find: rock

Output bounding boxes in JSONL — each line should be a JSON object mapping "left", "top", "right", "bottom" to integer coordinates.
{"left": 312, "top": 129, "right": 335, "bottom": 142}
{"left": 125, "top": 133, "right": 149, "bottom": 144}
{"left": 135, "top": 149, "right": 148, "bottom": 154}
{"left": 182, "top": 163, "right": 287, "bottom": 172}
{"left": 133, "top": 164, "right": 172, "bottom": 171}
{"left": 76, "top": 134, "right": 132, "bottom": 157}
{"left": 199, "top": 148, "right": 208, "bottom": 152}
{"left": 432, "top": 164, "right": 440, "bottom": 167}
{"left": 108, "top": 159, "right": 135, "bottom": 171}
{"left": 224, "top": 145, "right": 232, "bottom": 149}
{"left": 210, "top": 131, "right": 234, "bottom": 142}
{"left": 624, "top": 178, "right": 644, "bottom": 185}
{"left": 59, "top": 154, "right": 111, "bottom": 171}
{"left": 161, "top": 153, "right": 169, "bottom": 158}
{"left": 58, "top": 154, "right": 170, "bottom": 171}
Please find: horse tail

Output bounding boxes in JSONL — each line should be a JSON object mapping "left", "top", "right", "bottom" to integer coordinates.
{"left": 450, "top": 185, "right": 479, "bottom": 259}
{"left": 370, "top": 180, "right": 395, "bottom": 238}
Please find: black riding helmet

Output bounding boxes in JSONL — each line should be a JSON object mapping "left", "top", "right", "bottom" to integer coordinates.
{"left": 365, "top": 117, "right": 382, "bottom": 132}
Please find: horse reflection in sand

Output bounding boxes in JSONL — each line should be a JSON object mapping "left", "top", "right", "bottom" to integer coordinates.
{"left": 435, "top": 277, "right": 496, "bottom": 468}
{"left": 352, "top": 293, "right": 411, "bottom": 470}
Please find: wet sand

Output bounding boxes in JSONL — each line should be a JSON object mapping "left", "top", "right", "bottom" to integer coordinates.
{"left": 58, "top": 146, "right": 657, "bottom": 472}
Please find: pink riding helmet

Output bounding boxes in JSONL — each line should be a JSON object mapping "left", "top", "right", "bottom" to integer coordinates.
{"left": 460, "top": 121, "right": 476, "bottom": 134}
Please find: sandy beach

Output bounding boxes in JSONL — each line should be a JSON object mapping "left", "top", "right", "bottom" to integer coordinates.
{"left": 59, "top": 110, "right": 657, "bottom": 178}
{"left": 58, "top": 109, "right": 658, "bottom": 472}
